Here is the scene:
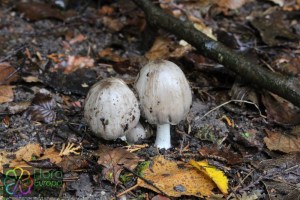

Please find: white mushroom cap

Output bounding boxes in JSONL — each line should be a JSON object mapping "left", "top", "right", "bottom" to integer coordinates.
{"left": 135, "top": 60, "right": 192, "bottom": 125}
{"left": 134, "top": 60, "right": 192, "bottom": 149}
{"left": 125, "top": 122, "right": 147, "bottom": 144}
{"left": 84, "top": 77, "right": 140, "bottom": 140}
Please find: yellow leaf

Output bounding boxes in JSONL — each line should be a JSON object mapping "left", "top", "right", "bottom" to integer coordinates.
{"left": 189, "top": 159, "right": 228, "bottom": 195}
{"left": 135, "top": 156, "right": 215, "bottom": 197}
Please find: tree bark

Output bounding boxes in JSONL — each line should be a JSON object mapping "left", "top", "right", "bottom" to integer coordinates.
{"left": 133, "top": 0, "right": 300, "bottom": 108}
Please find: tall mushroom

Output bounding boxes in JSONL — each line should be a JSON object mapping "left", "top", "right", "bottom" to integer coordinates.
{"left": 84, "top": 77, "right": 140, "bottom": 140}
{"left": 135, "top": 60, "right": 192, "bottom": 149}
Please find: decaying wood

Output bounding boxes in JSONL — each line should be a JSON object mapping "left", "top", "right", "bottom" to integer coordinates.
{"left": 133, "top": 0, "right": 300, "bottom": 108}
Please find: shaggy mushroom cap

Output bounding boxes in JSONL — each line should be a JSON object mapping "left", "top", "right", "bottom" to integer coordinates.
{"left": 135, "top": 60, "right": 192, "bottom": 149}
{"left": 84, "top": 77, "right": 140, "bottom": 140}
{"left": 135, "top": 60, "right": 192, "bottom": 125}
{"left": 126, "top": 122, "right": 147, "bottom": 144}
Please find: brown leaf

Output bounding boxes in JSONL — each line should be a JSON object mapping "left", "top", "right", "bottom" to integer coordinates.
{"left": 96, "top": 146, "right": 139, "bottom": 184}
{"left": 255, "top": 153, "right": 300, "bottom": 172}
{"left": 61, "top": 55, "right": 95, "bottom": 74}
{"left": 68, "top": 34, "right": 87, "bottom": 45}
{"left": 59, "top": 156, "right": 89, "bottom": 172}
{"left": 251, "top": 12, "right": 298, "bottom": 46}
{"left": 216, "top": 0, "right": 247, "bottom": 10}
{"left": 0, "top": 85, "right": 14, "bottom": 103}
{"left": 0, "top": 62, "right": 18, "bottom": 84}
{"left": 15, "top": 2, "right": 76, "bottom": 21}
{"left": 262, "top": 180, "right": 300, "bottom": 200}
{"left": 101, "top": 16, "right": 125, "bottom": 32}
{"left": 199, "top": 145, "right": 242, "bottom": 165}
{"left": 262, "top": 92, "right": 300, "bottom": 125}
{"left": 0, "top": 150, "right": 10, "bottom": 172}
{"left": 264, "top": 129, "right": 300, "bottom": 153}
{"left": 39, "top": 145, "right": 88, "bottom": 172}
{"left": 145, "top": 36, "right": 192, "bottom": 60}
{"left": 39, "top": 146, "right": 62, "bottom": 165}
{"left": 98, "top": 48, "right": 126, "bottom": 62}
{"left": 272, "top": 56, "right": 300, "bottom": 76}
{"left": 99, "top": 5, "right": 115, "bottom": 16}
{"left": 15, "top": 143, "right": 43, "bottom": 161}
{"left": 23, "top": 93, "right": 56, "bottom": 123}
{"left": 145, "top": 36, "right": 171, "bottom": 60}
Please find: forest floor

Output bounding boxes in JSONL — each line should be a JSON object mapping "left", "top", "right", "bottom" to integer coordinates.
{"left": 0, "top": 0, "right": 299, "bottom": 199}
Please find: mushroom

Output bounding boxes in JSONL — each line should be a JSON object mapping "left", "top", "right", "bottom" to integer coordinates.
{"left": 126, "top": 122, "right": 150, "bottom": 144}
{"left": 135, "top": 60, "right": 192, "bottom": 149}
{"left": 84, "top": 77, "right": 140, "bottom": 140}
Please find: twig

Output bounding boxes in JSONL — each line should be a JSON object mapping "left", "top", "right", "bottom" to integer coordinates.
{"left": 200, "top": 99, "right": 266, "bottom": 120}
{"left": 132, "top": 0, "right": 300, "bottom": 108}
{"left": 120, "top": 166, "right": 169, "bottom": 198}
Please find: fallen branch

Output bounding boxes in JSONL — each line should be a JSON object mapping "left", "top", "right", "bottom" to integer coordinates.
{"left": 133, "top": 0, "right": 300, "bottom": 108}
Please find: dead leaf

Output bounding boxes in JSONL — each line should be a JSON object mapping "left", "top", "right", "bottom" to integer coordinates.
{"left": 199, "top": 145, "right": 243, "bottom": 165}
{"left": 135, "top": 156, "right": 215, "bottom": 197}
{"left": 0, "top": 150, "right": 10, "bottom": 172}
{"left": 99, "top": 5, "right": 115, "bottom": 15}
{"left": 59, "top": 155, "right": 89, "bottom": 172}
{"left": 37, "top": 145, "right": 88, "bottom": 172}
{"left": 251, "top": 12, "right": 299, "bottom": 46}
{"left": 2, "top": 143, "right": 87, "bottom": 173}
{"left": 291, "top": 125, "right": 300, "bottom": 136}
{"left": 2, "top": 115, "right": 10, "bottom": 127}
{"left": 16, "top": 2, "right": 76, "bottom": 21}
{"left": 0, "top": 85, "right": 14, "bottom": 103}
{"left": 262, "top": 92, "right": 300, "bottom": 125}
{"left": 39, "top": 146, "right": 62, "bottom": 164}
{"left": 98, "top": 48, "right": 126, "bottom": 62}
{"left": 255, "top": 152, "right": 300, "bottom": 172}
{"left": 61, "top": 55, "right": 95, "bottom": 74}
{"left": 189, "top": 159, "right": 229, "bottom": 195}
{"left": 96, "top": 146, "right": 139, "bottom": 184}
{"left": 16, "top": 2, "right": 64, "bottom": 20}
{"left": 23, "top": 92, "right": 56, "bottom": 123}
{"left": 101, "top": 16, "right": 125, "bottom": 32}
{"left": 145, "top": 36, "right": 170, "bottom": 60}
{"left": 15, "top": 143, "right": 43, "bottom": 161}
{"left": 272, "top": 56, "right": 300, "bottom": 76}
{"left": 69, "top": 34, "right": 87, "bottom": 45}
{"left": 214, "top": 0, "right": 248, "bottom": 15}
{"left": 264, "top": 129, "right": 300, "bottom": 153}
{"left": 216, "top": 0, "right": 247, "bottom": 10}
{"left": 145, "top": 36, "right": 192, "bottom": 60}
{"left": 262, "top": 180, "right": 300, "bottom": 200}
{"left": 0, "top": 62, "right": 18, "bottom": 84}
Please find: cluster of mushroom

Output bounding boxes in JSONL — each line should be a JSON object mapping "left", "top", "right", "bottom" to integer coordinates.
{"left": 84, "top": 60, "right": 192, "bottom": 149}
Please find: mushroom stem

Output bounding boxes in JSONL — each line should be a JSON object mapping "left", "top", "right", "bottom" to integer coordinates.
{"left": 155, "top": 124, "right": 171, "bottom": 149}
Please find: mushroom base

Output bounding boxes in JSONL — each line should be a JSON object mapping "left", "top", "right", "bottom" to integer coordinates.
{"left": 155, "top": 124, "right": 171, "bottom": 149}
